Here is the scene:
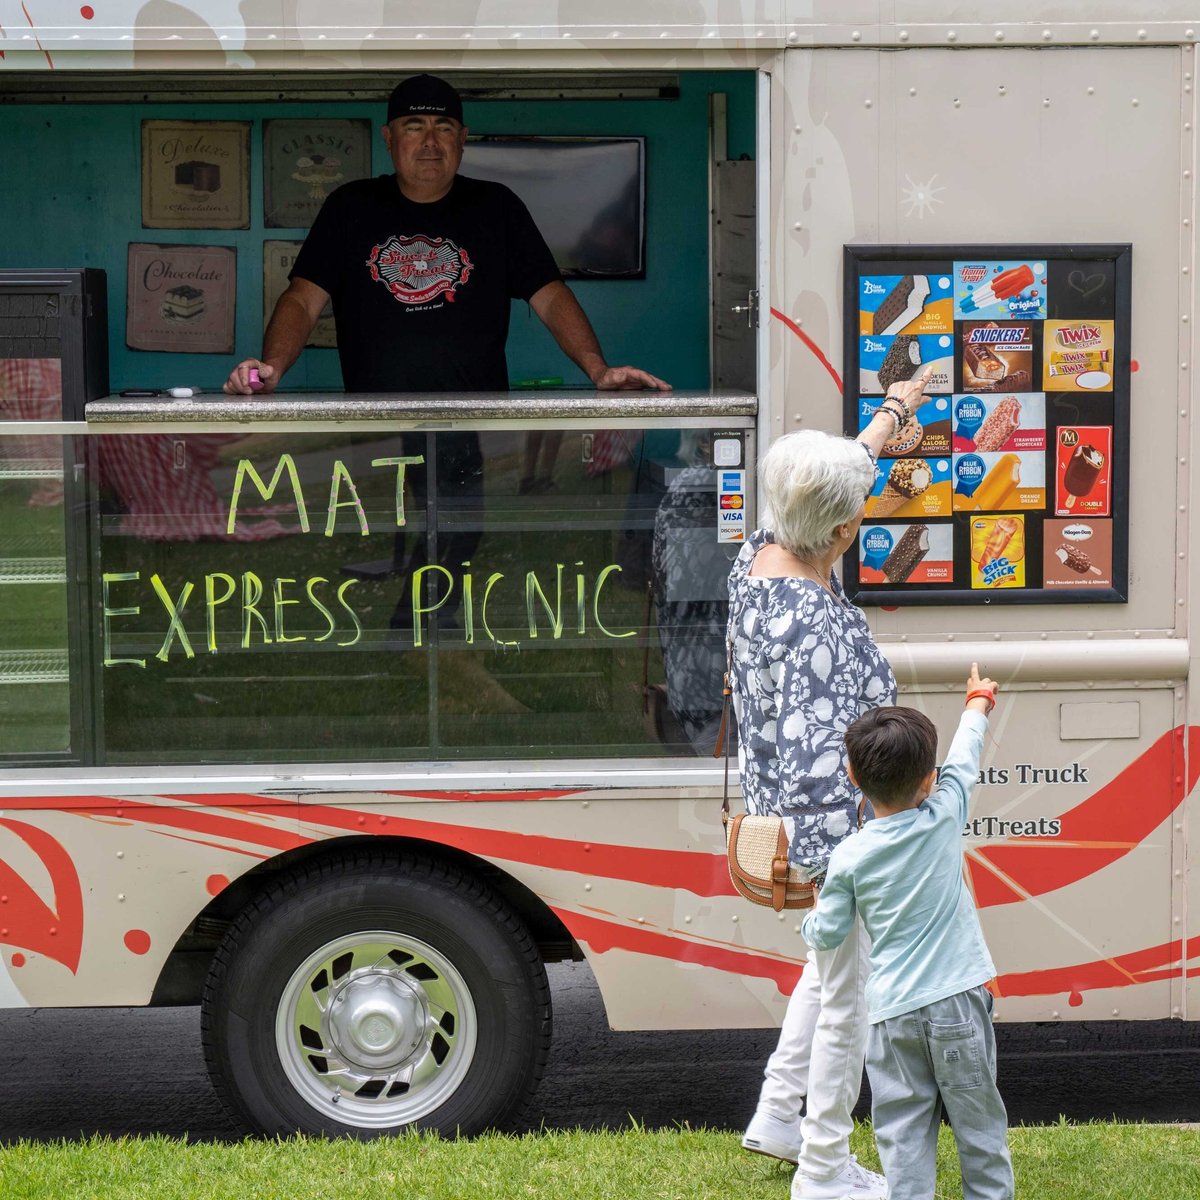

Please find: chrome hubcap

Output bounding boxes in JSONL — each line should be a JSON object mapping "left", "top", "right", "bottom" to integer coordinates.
{"left": 276, "top": 932, "right": 477, "bottom": 1129}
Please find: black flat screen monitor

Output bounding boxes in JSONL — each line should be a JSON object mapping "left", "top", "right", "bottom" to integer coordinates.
{"left": 460, "top": 137, "right": 646, "bottom": 279}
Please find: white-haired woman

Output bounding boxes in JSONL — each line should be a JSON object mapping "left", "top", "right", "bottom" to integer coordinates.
{"left": 734, "top": 368, "right": 933, "bottom": 1200}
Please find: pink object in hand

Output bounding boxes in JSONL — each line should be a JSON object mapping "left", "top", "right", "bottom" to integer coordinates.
{"left": 248, "top": 367, "right": 265, "bottom": 393}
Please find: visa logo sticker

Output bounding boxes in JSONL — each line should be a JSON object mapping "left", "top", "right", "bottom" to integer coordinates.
{"left": 718, "top": 508, "right": 746, "bottom": 543}
{"left": 720, "top": 470, "right": 745, "bottom": 493}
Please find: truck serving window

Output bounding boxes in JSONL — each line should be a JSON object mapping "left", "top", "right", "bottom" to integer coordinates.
{"left": 92, "top": 422, "right": 741, "bottom": 765}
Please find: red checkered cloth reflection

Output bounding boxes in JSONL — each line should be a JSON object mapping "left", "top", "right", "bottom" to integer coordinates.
{"left": 96, "top": 434, "right": 296, "bottom": 542}
{"left": 585, "top": 429, "right": 638, "bottom": 477}
{"left": 0, "top": 358, "right": 65, "bottom": 507}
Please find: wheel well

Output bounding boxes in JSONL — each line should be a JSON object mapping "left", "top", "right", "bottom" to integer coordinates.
{"left": 150, "top": 835, "right": 580, "bottom": 1006}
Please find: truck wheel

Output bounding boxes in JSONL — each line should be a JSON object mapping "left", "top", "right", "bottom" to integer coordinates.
{"left": 201, "top": 849, "right": 551, "bottom": 1137}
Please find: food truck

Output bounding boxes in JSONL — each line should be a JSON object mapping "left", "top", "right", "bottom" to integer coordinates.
{"left": 0, "top": 1, "right": 1195, "bottom": 1137}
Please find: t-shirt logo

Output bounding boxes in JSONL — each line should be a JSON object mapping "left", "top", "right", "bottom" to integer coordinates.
{"left": 366, "top": 234, "right": 474, "bottom": 305}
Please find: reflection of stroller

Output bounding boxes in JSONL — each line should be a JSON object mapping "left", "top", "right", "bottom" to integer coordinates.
{"left": 649, "top": 447, "right": 736, "bottom": 754}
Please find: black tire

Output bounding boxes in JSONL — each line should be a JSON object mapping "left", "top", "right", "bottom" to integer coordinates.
{"left": 201, "top": 848, "right": 551, "bottom": 1137}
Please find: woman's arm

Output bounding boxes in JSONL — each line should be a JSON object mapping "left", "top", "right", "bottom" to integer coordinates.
{"left": 857, "top": 363, "right": 936, "bottom": 459}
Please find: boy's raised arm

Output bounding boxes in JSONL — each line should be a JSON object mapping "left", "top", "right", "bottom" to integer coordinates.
{"left": 932, "top": 664, "right": 998, "bottom": 823}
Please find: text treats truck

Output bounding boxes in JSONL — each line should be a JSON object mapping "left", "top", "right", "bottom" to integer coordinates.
{"left": 0, "top": 1, "right": 1196, "bottom": 1135}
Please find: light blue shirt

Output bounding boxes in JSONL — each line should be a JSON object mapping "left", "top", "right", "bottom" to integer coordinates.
{"left": 801, "top": 709, "right": 995, "bottom": 1024}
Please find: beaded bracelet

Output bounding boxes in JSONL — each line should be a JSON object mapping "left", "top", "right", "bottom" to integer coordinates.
{"left": 875, "top": 403, "right": 904, "bottom": 435}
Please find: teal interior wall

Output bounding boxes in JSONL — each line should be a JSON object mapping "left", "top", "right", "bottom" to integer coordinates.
{"left": 0, "top": 71, "right": 755, "bottom": 393}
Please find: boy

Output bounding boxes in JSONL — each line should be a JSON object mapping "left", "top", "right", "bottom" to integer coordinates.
{"left": 801, "top": 664, "right": 1014, "bottom": 1200}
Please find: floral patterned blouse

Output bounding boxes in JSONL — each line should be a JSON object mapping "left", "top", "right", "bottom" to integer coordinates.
{"left": 727, "top": 529, "right": 897, "bottom": 871}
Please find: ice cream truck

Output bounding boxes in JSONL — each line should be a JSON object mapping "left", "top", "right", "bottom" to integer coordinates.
{"left": 0, "top": 1, "right": 1195, "bottom": 1137}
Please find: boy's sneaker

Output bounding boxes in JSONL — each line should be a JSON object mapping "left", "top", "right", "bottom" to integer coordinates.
{"left": 791, "top": 1155, "right": 889, "bottom": 1200}
{"left": 740, "top": 1110, "right": 802, "bottom": 1164}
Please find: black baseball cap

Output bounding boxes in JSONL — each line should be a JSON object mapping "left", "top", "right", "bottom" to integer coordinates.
{"left": 386, "top": 74, "right": 464, "bottom": 125}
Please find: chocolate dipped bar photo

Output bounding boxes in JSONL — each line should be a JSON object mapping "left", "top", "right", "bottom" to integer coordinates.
{"left": 882, "top": 524, "right": 930, "bottom": 583}
{"left": 877, "top": 334, "right": 923, "bottom": 391}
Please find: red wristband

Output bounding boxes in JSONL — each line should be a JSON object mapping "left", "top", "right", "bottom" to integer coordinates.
{"left": 966, "top": 689, "right": 996, "bottom": 714}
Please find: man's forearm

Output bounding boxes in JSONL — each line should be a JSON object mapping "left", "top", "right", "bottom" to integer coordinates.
{"left": 261, "top": 291, "right": 319, "bottom": 381}
{"left": 531, "top": 282, "right": 607, "bottom": 383}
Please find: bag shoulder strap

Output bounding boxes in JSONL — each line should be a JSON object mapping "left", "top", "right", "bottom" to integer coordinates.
{"left": 716, "top": 638, "right": 734, "bottom": 824}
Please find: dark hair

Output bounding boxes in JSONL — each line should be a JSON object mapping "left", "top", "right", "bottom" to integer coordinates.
{"left": 843, "top": 706, "right": 938, "bottom": 808}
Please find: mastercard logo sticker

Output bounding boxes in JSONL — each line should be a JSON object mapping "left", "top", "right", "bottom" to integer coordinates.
{"left": 720, "top": 494, "right": 744, "bottom": 509}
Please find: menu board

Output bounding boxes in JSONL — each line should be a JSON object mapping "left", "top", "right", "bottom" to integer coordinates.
{"left": 843, "top": 245, "right": 1130, "bottom": 605}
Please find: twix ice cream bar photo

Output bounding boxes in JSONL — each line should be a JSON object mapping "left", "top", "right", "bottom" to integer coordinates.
{"left": 1043, "top": 320, "right": 1115, "bottom": 391}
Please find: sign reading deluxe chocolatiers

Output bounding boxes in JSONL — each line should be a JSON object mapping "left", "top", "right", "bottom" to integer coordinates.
{"left": 142, "top": 120, "right": 250, "bottom": 229}
{"left": 127, "top": 243, "right": 237, "bottom": 354}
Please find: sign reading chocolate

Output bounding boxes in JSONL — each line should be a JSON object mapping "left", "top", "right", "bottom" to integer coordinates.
{"left": 100, "top": 453, "right": 639, "bottom": 667}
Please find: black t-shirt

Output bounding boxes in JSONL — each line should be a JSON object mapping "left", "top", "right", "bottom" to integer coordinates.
{"left": 291, "top": 174, "right": 561, "bottom": 392}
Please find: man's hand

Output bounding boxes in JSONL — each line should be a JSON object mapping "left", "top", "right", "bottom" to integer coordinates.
{"left": 965, "top": 662, "right": 998, "bottom": 715}
{"left": 224, "top": 360, "right": 278, "bottom": 395}
{"left": 591, "top": 365, "right": 672, "bottom": 392}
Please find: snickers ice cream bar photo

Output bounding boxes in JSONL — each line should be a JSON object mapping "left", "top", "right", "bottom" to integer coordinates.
{"left": 858, "top": 273, "right": 953, "bottom": 336}
{"left": 859, "top": 333, "right": 953, "bottom": 395}
{"left": 959, "top": 320, "right": 1035, "bottom": 392}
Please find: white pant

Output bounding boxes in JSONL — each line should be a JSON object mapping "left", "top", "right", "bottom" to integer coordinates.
{"left": 757, "top": 914, "right": 872, "bottom": 1180}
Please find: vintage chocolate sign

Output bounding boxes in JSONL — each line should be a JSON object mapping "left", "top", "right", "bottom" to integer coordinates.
{"left": 126, "top": 242, "right": 237, "bottom": 354}
{"left": 263, "top": 119, "right": 372, "bottom": 229}
{"left": 263, "top": 240, "right": 337, "bottom": 348}
{"left": 141, "top": 120, "right": 251, "bottom": 229}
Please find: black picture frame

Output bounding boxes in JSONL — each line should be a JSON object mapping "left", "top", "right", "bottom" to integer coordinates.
{"left": 460, "top": 136, "right": 647, "bottom": 279}
{"left": 841, "top": 244, "right": 1131, "bottom": 606}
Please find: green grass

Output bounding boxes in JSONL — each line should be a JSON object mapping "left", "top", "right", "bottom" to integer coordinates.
{"left": 0, "top": 1122, "right": 1197, "bottom": 1199}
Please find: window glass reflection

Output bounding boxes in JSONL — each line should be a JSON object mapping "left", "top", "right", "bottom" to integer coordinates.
{"left": 0, "top": 359, "right": 70, "bottom": 756}
{"left": 94, "top": 426, "right": 732, "bottom": 765}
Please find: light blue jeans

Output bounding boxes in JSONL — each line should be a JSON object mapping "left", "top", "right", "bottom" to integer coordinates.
{"left": 867, "top": 985, "right": 1014, "bottom": 1200}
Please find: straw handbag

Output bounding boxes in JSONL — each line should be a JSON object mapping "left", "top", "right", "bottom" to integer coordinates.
{"left": 715, "top": 648, "right": 817, "bottom": 912}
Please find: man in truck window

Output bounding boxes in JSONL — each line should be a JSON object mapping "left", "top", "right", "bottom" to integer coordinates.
{"left": 224, "top": 73, "right": 668, "bottom": 645}
{"left": 223, "top": 72, "right": 667, "bottom": 397}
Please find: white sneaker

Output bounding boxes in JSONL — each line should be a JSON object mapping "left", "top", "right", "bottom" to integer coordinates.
{"left": 791, "top": 1155, "right": 889, "bottom": 1200}
{"left": 741, "top": 1110, "right": 802, "bottom": 1164}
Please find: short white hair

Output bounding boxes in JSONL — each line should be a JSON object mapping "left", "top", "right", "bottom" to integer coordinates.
{"left": 760, "top": 430, "right": 875, "bottom": 557}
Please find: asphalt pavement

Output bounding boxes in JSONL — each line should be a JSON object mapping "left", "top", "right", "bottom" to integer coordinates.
{"left": 0, "top": 961, "right": 1197, "bottom": 1143}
